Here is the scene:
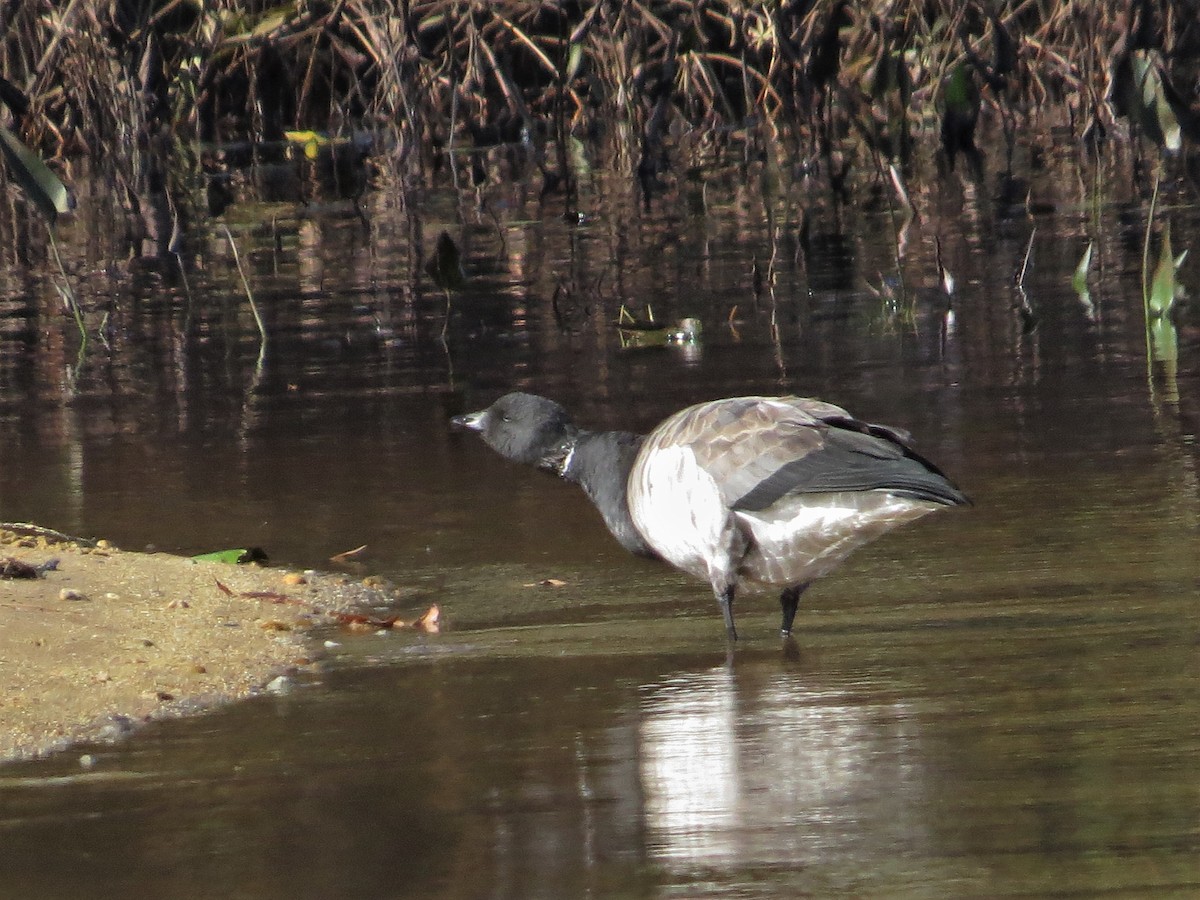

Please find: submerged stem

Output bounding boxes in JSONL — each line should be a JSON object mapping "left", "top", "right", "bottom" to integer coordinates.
{"left": 47, "top": 229, "right": 85, "bottom": 347}
{"left": 1141, "top": 174, "right": 1160, "bottom": 393}
{"left": 222, "top": 224, "right": 267, "bottom": 367}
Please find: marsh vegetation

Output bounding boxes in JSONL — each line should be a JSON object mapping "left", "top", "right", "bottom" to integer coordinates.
{"left": 1, "top": 1, "right": 1198, "bottom": 395}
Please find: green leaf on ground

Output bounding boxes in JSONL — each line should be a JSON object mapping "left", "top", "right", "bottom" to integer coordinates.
{"left": 192, "top": 547, "right": 269, "bottom": 565}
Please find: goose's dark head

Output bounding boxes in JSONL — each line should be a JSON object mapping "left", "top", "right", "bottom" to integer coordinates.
{"left": 452, "top": 393, "right": 577, "bottom": 468}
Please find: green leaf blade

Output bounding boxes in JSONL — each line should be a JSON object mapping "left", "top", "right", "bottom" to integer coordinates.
{"left": 0, "top": 125, "right": 72, "bottom": 224}
{"left": 1149, "top": 222, "right": 1176, "bottom": 317}
{"left": 1072, "top": 241, "right": 1093, "bottom": 293}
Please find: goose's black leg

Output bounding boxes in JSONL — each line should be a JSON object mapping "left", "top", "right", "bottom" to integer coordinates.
{"left": 716, "top": 586, "right": 738, "bottom": 641}
{"left": 779, "top": 583, "right": 810, "bottom": 636}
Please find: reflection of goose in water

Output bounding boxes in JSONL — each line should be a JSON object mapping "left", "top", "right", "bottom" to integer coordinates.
{"left": 637, "top": 667, "right": 929, "bottom": 873}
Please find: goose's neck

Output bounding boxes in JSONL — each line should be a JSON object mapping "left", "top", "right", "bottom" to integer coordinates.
{"left": 537, "top": 430, "right": 580, "bottom": 479}
{"left": 544, "top": 428, "right": 628, "bottom": 486}
{"left": 541, "top": 428, "right": 657, "bottom": 559}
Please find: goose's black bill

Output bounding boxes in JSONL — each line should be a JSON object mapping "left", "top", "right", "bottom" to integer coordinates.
{"left": 450, "top": 411, "right": 484, "bottom": 431}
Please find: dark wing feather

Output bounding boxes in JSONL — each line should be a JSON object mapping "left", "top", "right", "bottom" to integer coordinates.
{"left": 733, "top": 426, "right": 967, "bottom": 509}
{"left": 662, "top": 397, "right": 966, "bottom": 512}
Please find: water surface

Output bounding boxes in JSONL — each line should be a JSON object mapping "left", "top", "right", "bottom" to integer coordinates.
{"left": 1, "top": 143, "right": 1199, "bottom": 896}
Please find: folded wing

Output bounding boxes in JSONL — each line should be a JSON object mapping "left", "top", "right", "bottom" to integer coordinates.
{"left": 668, "top": 397, "right": 967, "bottom": 511}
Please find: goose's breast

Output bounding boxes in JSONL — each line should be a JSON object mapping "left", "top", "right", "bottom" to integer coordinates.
{"left": 627, "top": 443, "right": 733, "bottom": 581}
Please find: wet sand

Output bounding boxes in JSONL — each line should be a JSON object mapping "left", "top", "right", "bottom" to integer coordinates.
{"left": 0, "top": 526, "right": 397, "bottom": 762}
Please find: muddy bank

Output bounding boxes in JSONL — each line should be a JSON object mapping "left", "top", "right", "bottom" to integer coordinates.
{"left": 0, "top": 527, "right": 404, "bottom": 763}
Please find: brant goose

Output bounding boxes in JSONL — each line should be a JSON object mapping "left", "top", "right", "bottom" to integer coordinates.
{"left": 452, "top": 393, "right": 968, "bottom": 639}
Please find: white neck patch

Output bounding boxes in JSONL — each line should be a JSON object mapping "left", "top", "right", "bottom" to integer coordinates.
{"left": 557, "top": 440, "right": 576, "bottom": 477}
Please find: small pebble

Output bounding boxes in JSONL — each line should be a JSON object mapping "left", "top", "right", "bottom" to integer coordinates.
{"left": 266, "top": 675, "right": 292, "bottom": 695}
{"left": 97, "top": 715, "right": 135, "bottom": 741}
{"left": 79, "top": 754, "right": 96, "bottom": 769}
{"left": 281, "top": 572, "right": 307, "bottom": 586}
{"left": 323, "top": 640, "right": 341, "bottom": 649}
{"left": 59, "top": 588, "right": 89, "bottom": 602}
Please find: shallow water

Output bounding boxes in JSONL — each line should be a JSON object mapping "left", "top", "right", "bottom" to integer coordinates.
{"left": 2, "top": 142, "right": 1200, "bottom": 896}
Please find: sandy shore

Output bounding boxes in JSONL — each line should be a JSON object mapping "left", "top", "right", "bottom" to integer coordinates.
{"left": 0, "top": 526, "right": 404, "bottom": 763}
